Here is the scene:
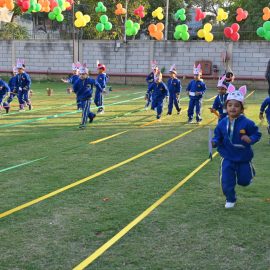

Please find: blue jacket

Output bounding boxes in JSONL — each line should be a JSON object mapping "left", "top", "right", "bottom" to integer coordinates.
{"left": 0, "top": 79, "right": 10, "bottom": 96}
{"left": 8, "top": 76, "right": 17, "bottom": 92}
{"left": 260, "top": 97, "right": 270, "bottom": 117}
{"left": 212, "top": 115, "right": 261, "bottom": 162}
{"left": 146, "top": 72, "right": 155, "bottom": 85}
{"left": 96, "top": 73, "right": 108, "bottom": 89}
{"left": 15, "top": 72, "right": 31, "bottom": 91}
{"left": 67, "top": 74, "right": 79, "bottom": 85}
{"left": 212, "top": 93, "right": 228, "bottom": 120}
{"left": 147, "top": 81, "right": 169, "bottom": 101}
{"left": 73, "top": 77, "right": 102, "bottom": 101}
{"left": 186, "top": 79, "right": 206, "bottom": 99}
{"left": 167, "top": 78, "right": 182, "bottom": 96}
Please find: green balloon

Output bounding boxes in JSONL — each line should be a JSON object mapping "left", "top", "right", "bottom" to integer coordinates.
{"left": 95, "top": 7, "right": 100, "bottom": 12}
{"left": 256, "top": 27, "right": 265, "bottom": 38}
{"left": 263, "top": 21, "right": 270, "bottom": 31}
{"left": 174, "top": 31, "right": 181, "bottom": 40}
{"left": 180, "top": 14, "right": 186, "bottom": 21}
{"left": 100, "top": 15, "right": 108, "bottom": 23}
{"left": 102, "top": 7, "right": 107, "bottom": 12}
{"left": 125, "top": 19, "right": 133, "bottom": 28}
{"left": 181, "top": 24, "right": 188, "bottom": 32}
{"left": 53, "top": 7, "right": 61, "bottom": 15}
{"left": 126, "top": 28, "right": 133, "bottom": 36}
{"left": 104, "top": 22, "right": 112, "bottom": 31}
{"left": 175, "top": 25, "right": 182, "bottom": 32}
{"left": 98, "top": 2, "right": 103, "bottom": 7}
{"left": 265, "top": 30, "right": 270, "bottom": 40}
{"left": 179, "top": 8, "right": 185, "bottom": 14}
{"left": 35, "top": 3, "right": 41, "bottom": 11}
{"left": 133, "top": 22, "right": 140, "bottom": 31}
{"left": 48, "top": 12, "right": 56, "bottom": 20}
{"left": 96, "top": 23, "right": 104, "bottom": 32}
{"left": 182, "top": 31, "right": 190, "bottom": 41}
{"left": 56, "top": 14, "right": 64, "bottom": 22}
{"left": 131, "top": 27, "right": 137, "bottom": 35}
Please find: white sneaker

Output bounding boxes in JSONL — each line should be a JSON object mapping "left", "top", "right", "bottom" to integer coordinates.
{"left": 225, "top": 201, "right": 235, "bottom": 209}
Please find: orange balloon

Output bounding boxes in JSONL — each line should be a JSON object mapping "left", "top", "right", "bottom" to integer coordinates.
{"left": 116, "top": 3, "right": 122, "bottom": 9}
{"left": 148, "top": 24, "right": 157, "bottom": 33}
{"left": 0, "top": 0, "right": 5, "bottom": 6}
{"left": 155, "top": 31, "right": 163, "bottom": 40}
{"left": 156, "top": 22, "right": 164, "bottom": 32}
{"left": 6, "top": 1, "right": 14, "bottom": 10}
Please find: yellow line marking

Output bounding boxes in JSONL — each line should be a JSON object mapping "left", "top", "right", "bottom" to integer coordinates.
{"left": 205, "top": 96, "right": 216, "bottom": 102}
{"left": 246, "top": 90, "right": 255, "bottom": 99}
{"left": 73, "top": 152, "right": 219, "bottom": 270}
{"left": 0, "top": 119, "right": 214, "bottom": 219}
{"left": 89, "top": 130, "right": 128, "bottom": 144}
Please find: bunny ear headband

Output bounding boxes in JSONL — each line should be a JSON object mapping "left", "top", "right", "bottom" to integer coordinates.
{"left": 16, "top": 59, "right": 25, "bottom": 69}
{"left": 169, "top": 64, "right": 177, "bottom": 74}
{"left": 79, "top": 63, "right": 88, "bottom": 74}
{"left": 193, "top": 64, "right": 201, "bottom": 75}
{"left": 227, "top": 84, "right": 247, "bottom": 104}
{"left": 217, "top": 75, "right": 227, "bottom": 89}
{"left": 151, "top": 60, "right": 158, "bottom": 71}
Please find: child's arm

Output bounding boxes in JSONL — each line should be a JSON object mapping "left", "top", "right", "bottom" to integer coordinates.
{"left": 211, "top": 125, "right": 223, "bottom": 147}
{"left": 259, "top": 97, "right": 270, "bottom": 119}
{"left": 241, "top": 121, "right": 262, "bottom": 145}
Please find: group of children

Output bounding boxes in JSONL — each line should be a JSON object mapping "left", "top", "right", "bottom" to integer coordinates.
{"left": 0, "top": 59, "right": 32, "bottom": 113}
{"left": 145, "top": 61, "right": 270, "bottom": 209}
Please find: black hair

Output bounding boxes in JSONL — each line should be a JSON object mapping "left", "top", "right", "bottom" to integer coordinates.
{"left": 225, "top": 71, "right": 234, "bottom": 79}
{"left": 225, "top": 99, "right": 244, "bottom": 111}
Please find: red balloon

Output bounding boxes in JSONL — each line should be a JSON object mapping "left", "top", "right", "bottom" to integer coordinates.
{"left": 22, "top": 1, "right": 30, "bottom": 9}
{"left": 224, "top": 27, "right": 233, "bottom": 38}
{"left": 231, "top": 23, "right": 240, "bottom": 32}
{"left": 231, "top": 32, "right": 240, "bottom": 42}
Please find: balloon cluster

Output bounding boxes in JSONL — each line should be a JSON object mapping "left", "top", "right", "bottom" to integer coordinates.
{"left": 236, "top": 8, "right": 248, "bottom": 22}
{"left": 174, "top": 24, "right": 189, "bottom": 41}
{"left": 125, "top": 20, "right": 140, "bottom": 36}
{"left": 174, "top": 8, "right": 186, "bottom": 21}
{"left": 195, "top": 8, "right": 206, "bottom": 22}
{"left": 216, "top": 8, "right": 228, "bottom": 22}
{"left": 197, "top": 23, "right": 214, "bottom": 42}
{"left": 0, "top": 0, "right": 14, "bottom": 10}
{"left": 95, "top": 1, "right": 106, "bottom": 13}
{"left": 148, "top": 23, "right": 164, "bottom": 40}
{"left": 38, "top": 0, "right": 50, "bottom": 12}
{"left": 262, "top": 7, "right": 270, "bottom": 21}
{"left": 224, "top": 23, "right": 240, "bottom": 42}
{"left": 256, "top": 21, "right": 270, "bottom": 41}
{"left": 74, "top": 11, "right": 90, "bottom": 28}
{"left": 134, "top": 5, "right": 145, "bottom": 19}
{"left": 96, "top": 15, "right": 112, "bottom": 32}
{"left": 115, "top": 3, "right": 126, "bottom": 15}
{"left": 152, "top": 7, "right": 164, "bottom": 20}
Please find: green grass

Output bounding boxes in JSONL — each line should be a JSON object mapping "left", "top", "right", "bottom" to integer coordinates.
{"left": 0, "top": 82, "right": 269, "bottom": 270}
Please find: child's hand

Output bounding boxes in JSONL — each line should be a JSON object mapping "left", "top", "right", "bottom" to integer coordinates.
{"left": 259, "top": 112, "right": 264, "bottom": 120}
{"left": 241, "top": 135, "right": 252, "bottom": 144}
{"left": 211, "top": 141, "right": 217, "bottom": 148}
{"left": 186, "top": 91, "right": 189, "bottom": 95}
{"left": 209, "top": 108, "right": 215, "bottom": 113}
{"left": 195, "top": 91, "right": 201, "bottom": 96}
{"left": 145, "top": 95, "right": 148, "bottom": 100}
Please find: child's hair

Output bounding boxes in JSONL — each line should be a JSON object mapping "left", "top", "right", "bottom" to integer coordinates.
{"left": 225, "top": 71, "right": 234, "bottom": 80}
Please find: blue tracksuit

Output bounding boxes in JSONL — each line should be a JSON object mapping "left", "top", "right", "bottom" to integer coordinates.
{"left": 4, "top": 76, "right": 17, "bottom": 108}
{"left": 212, "top": 115, "right": 261, "bottom": 203}
{"left": 147, "top": 81, "right": 169, "bottom": 119}
{"left": 260, "top": 97, "right": 270, "bottom": 125}
{"left": 94, "top": 73, "right": 108, "bottom": 109}
{"left": 186, "top": 79, "right": 206, "bottom": 122}
{"left": 15, "top": 72, "right": 31, "bottom": 109}
{"left": 0, "top": 79, "right": 10, "bottom": 109}
{"left": 73, "top": 77, "right": 102, "bottom": 125}
{"left": 145, "top": 72, "right": 156, "bottom": 107}
{"left": 212, "top": 93, "right": 228, "bottom": 121}
{"left": 167, "top": 77, "right": 182, "bottom": 114}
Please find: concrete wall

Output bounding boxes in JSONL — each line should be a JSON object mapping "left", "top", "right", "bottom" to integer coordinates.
{"left": 0, "top": 40, "right": 269, "bottom": 88}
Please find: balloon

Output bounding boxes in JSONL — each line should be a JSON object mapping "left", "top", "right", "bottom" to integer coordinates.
{"left": 231, "top": 23, "right": 240, "bottom": 32}
{"left": 53, "top": 6, "right": 61, "bottom": 15}
{"left": 263, "top": 7, "right": 270, "bottom": 21}
{"left": 181, "top": 31, "right": 190, "bottom": 41}
{"left": 205, "top": 32, "right": 214, "bottom": 42}
{"left": 74, "top": 19, "right": 81, "bottom": 27}
{"left": 56, "top": 13, "right": 64, "bottom": 22}
{"left": 197, "top": 29, "right": 205, "bottom": 38}
{"left": 174, "top": 31, "right": 181, "bottom": 40}
{"left": 231, "top": 32, "right": 240, "bottom": 42}
{"left": 256, "top": 27, "right": 265, "bottom": 38}
{"left": 156, "top": 22, "right": 164, "bottom": 32}
{"left": 263, "top": 21, "right": 270, "bottom": 31}
{"left": 100, "top": 14, "right": 108, "bottom": 23}
{"left": 224, "top": 27, "right": 233, "bottom": 38}
{"left": 148, "top": 24, "right": 157, "bottom": 33}
{"left": 125, "top": 19, "right": 133, "bottom": 28}
{"left": 48, "top": 12, "right": 55, "bottom": 20}
{"left": 133, "top": 22, "right": 140, "bottom": 31}
{"left": 104, "top": 22, "right": 112, "bottom": 31}
{"left": 84, "top": 15, "right": 90, "bottom": 23}
{"left": 96, "top": 23, "right": 104, "bottom": 32}
{"left": 204, "top": 23, "right": 212, "bottom": 32}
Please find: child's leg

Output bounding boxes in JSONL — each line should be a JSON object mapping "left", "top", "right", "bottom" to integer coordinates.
{"left": 81, "top": 99, "right": 90, "bottom": 126}
{"left": 151, "top": 99, "right": 157, "bottom": 111}
{"left": 187, "top": 99, "right": 195, "bottom": 120}
{"left": 156, "top": 101, "right": 163, "bottom": 119}
{"left": 173, "top": 96, "right": 181, "bottom": 113}
{"left": 23, "top": 91, "right": 32, "bottom": 110}
{"left": 94, "top": 90, "right": 99, "bottom": 107}
{"left": 167, "top": 96, "right": 173, "bottom": 114}
{"left": 220, "top": 159, "right": 237, "bottom": 203}
{"left": 195, "top": 99, "right": 202, "bottom": 122}
{"left": 236, "top": 162, "right": 255, "bottom": 186}
{"left": 266, "top": 114, "right": 270, "bottom": 134}
{"left": 18, "top": 91, "right": 25, "bottom": 110}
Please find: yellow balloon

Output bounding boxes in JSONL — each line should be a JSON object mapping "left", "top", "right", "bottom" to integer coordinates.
{"left": 205, "top": 33, "right": 214, "bottom": 42}
{"left": 75, "top": 11, "right": 83, "bottom": 19}
{"left": 65, "top": 2, "right": 70, "bottom": 8}
{"left": 152, "top": 11, "right": 156, "bottom": 17}
{"left": 74, "top": 19, "right": 81, "bottom": 28}
{"left": 157, "top": 14, "right": 164, "bottom": 20}
{"left": 84, "top": 15, "right": 90, "bottom": 23}
{"left": 204, "top": 23, "right": 212, "bottom": 32}
{"left": 197, "top": 29, "right": 205, "bottom": 38}
{"left": 222, "top": 13, "right": 228, "bottom": 20}
{"left": 216, "top": 15, "right": 222, "bottom": 21}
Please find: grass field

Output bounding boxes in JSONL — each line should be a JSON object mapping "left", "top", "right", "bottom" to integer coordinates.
{"left": 0, "top": 81, "right": 269, "bottom": 270}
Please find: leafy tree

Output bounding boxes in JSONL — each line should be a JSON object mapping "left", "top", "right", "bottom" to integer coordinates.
{"left": 0, "top": 22, "right": 29, "bottom": 40}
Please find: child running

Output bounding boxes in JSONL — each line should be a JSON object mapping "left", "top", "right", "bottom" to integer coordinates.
{"left": 212, "top": 84, "right": 261, "bottom": 209}
{"left": 259, "top": 96, "right": 270, "bottom": 135}
{"left": 0, "top": 78, "right": 10, "bottom": 113}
